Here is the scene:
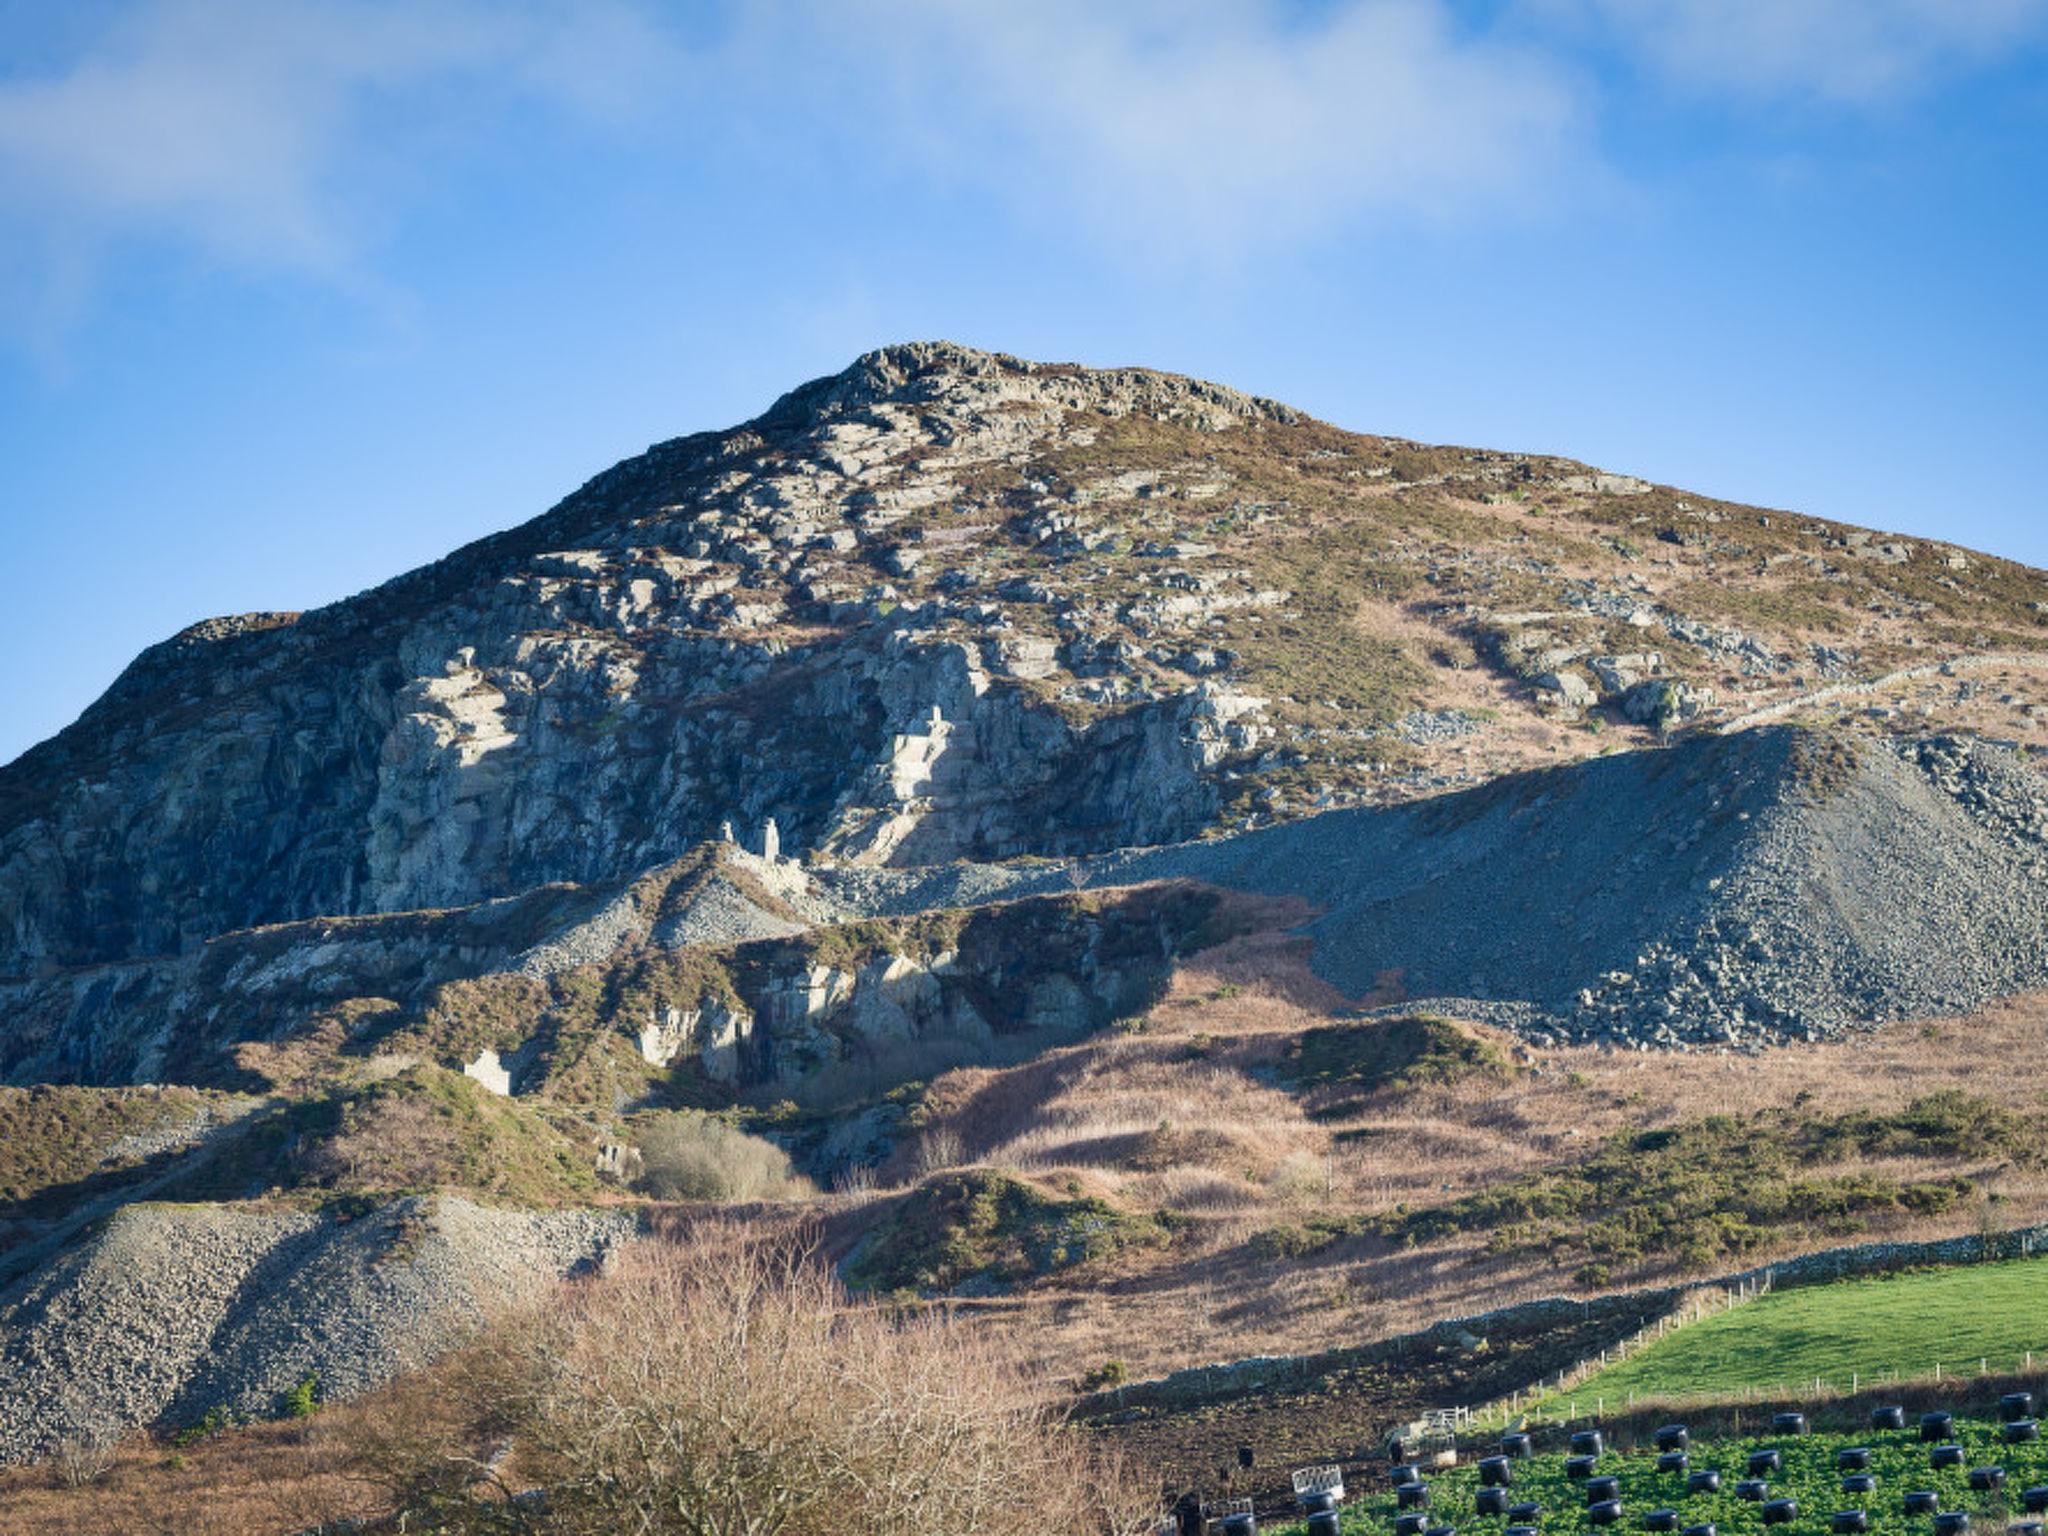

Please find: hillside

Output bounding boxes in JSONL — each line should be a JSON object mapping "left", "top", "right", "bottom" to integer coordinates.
{"left": 1, "top": 344, "right": 2045, "bottom": 1501}
{"left": 6, "top": 343, "right": 2045, "bottom": 979}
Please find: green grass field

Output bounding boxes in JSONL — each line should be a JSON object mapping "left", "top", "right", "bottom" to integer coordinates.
{"left": 1553, "top": 1258, "right": 2048, "bottom": 1413}
{"left": 1275, "top": 1412, "right": 2048, "bottom": 1535}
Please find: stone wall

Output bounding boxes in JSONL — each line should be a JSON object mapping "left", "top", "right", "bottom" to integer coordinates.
{"left": 1084, "top": 1223, "right": 2048, "bottom": 1420}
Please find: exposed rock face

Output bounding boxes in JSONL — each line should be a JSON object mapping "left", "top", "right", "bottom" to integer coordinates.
{"left": 5, "top": 339, "right": 2047, "bottom": 1075}
{"left": 0, "top": 842, "right": 1215, "bottom": 1093}
{"left": 0, "top": 343, "right": 1288, "bottom": 975}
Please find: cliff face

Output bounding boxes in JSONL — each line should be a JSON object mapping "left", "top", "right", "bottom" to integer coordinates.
{"left": 0, "top": 344, "right": 1285, "bottom": 973}
{"left": 6, "top": 340, "right": 2047, "bottom": 1023}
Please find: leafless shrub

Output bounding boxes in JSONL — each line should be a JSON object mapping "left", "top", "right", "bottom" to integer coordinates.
{"left": 635, "top": 1111, "right": 812, "bottom": 1203}
{"left": 340, "top": 1227, "right": 1161, "bottom": 1535}
{"left": 297, "top": 1093, "right": 459, "bottom": 1191}
{"left": 53, "top": 1420, "right": 118, "bottom": 1490}
{"left": 830, "top": 1162, "right": 878, "bottom": 1201}
{"left": 913, "top": 1125, "right": 967, "bottom": 1177}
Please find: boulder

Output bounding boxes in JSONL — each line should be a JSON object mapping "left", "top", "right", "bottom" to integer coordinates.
{"left": 1620, "top": 678, "right": 1715, "bottom": 729}
{"left": 1536, "top": 670, "right": 1596, "bottom": 711}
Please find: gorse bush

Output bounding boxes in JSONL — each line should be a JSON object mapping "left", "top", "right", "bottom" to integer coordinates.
{"left": 1287, "top": 1014, "right": 1515, "bottom": 1109}
{"left": 634, "top": 1111, "right": 811, "bottom": 1203}
{"left": 1246, "top": 1095, "right": 2017, "bottom": 1278}
{"left": 281, "top": 1370, "right": 320, "bottom": 1420}
{"left": 172, "top": 1404, "right": 238, "bottom": 1448}
{"left": 341, "top": 1228, "right": 1159, "bottom": 1534}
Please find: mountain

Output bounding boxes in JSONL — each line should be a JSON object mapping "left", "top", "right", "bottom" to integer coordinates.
{"left": 6, "top": 341, "right": 2045, "bottom": 1079}
{"left": 2, "top": 342, "right": 2046, "bottom": 1476}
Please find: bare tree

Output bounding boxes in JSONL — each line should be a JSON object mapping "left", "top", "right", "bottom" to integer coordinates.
{"left": 913, "top": 1125, "right": 967, "bottom": 1178}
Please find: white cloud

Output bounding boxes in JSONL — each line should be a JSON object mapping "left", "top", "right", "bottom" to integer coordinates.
{"left": 768, "top": 0, "right": 1587, "bottom": 254}
{"left": 15, "top": 0, "right": 2035, "bottom": 345}
{"left": 0, "top": 0, "right": 1593, "bottom": 332}
{"left": 1546, "top": 0, "right": 2048, "bottom": 103}
{"left": 0, "top": 0, "right": 677, "bottom": 305}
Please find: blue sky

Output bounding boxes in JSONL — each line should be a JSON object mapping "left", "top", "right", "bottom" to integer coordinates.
{"left": 2, "top": 0, "right": 2045, "bottom": 765}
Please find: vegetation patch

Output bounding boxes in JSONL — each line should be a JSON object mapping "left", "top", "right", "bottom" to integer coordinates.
{"left": 1286, "top": 1014, "right": 1515, "bottom": 1111}
{"left": 0, "top": 1084, "right": 215, "bottom": 1207}
{"left": 285, "top": 1067, "right": 599, "bottom": 1202}
{"left": 1787, "top": 727, "right": 1866, "bottom": 805}
{"left": 633, "top": 1109, "right": 810, "bottom": 1202}
{"left": 1238, "top": 528, "right": 1428, "bottom": 727}
{"left": 1271, "top": 1411, "right": 2048, "bottom": 1536}
{"left": 1248, "top": 1093, "right": 2027, "bottom": 1280}
{"left": 844, "top": 1170, "right": 1179, "bottom": 1294}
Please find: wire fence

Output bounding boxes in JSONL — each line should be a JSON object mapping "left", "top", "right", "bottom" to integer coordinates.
{"left": 1463, "top": 1276, "right": 1769, "bottom": 1431}
{"left": 1538, "top": 1351, "right": 2048, "bottom": 1423}
{"left": 1456, "top": 1263, "right": 2048, "bottom": 1429}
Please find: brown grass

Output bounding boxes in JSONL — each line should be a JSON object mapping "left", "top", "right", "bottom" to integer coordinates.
{"left": 837, "top": 928, "right": 2048, "bottom": 1392}
{"left": 339, "top": 1225, "right": 1159, "bottom": 1535}
{"left": 14, "top": 936, "right": 2048, "bottom": 1527}
{"left": 0, "top": 1409, "right": 380, "bottom": 1535}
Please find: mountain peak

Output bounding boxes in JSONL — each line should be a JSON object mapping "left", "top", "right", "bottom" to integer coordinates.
{"left": 5, "top": 343, "right": 2045, "bottom": 992}
{"left": 753, "top": 339, "right": 1301, "bottom": 434}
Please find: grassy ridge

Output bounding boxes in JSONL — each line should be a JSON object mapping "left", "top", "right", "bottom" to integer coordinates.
{"left": 1247, "top": 1094, "right": 2024, "bottom": 1281}
{"left": 843, "top": 1169, "right": 1180, "bottom": 1294}
{"left": 1554, "top": 1257, "right": 2048, "bottom": 1411}
{"left": 0, "top": 1084, "right": 216, "bottom": 1204}
{"left": 1280, "top": 1411, "right": 2048, "bottom": 1535}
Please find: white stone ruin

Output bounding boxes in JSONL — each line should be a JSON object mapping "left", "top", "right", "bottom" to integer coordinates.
{"left": 462, "top": 1048, "right": 512, "bottom": 1096}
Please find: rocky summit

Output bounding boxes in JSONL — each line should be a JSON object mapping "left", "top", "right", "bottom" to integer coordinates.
{"left": 6, "top": 343, "right": 2046, "bottom": 1010}
{"left": 2, "top": 342, "right": 2047, "bottom": 1465}
{"left": 5, "top": 341, "right": 2046, "bottom": 1081}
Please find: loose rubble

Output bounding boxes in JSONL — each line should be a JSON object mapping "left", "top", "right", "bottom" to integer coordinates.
{"left": 0, "top": 1197, "right": 635, "bottom": 1462}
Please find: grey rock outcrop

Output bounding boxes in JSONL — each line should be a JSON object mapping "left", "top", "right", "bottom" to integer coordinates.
{"left": 819, "top": 726, "right": 2048, "bottom": 1052}
{"left": 1, "top": 344, "right": 1288, "bottom": 978}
